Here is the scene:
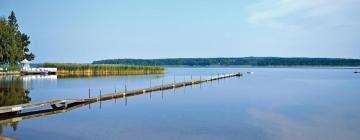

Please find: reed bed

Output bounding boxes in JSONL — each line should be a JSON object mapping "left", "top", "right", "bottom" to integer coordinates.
{"left": 40, "top": 63, "right": 165, "bottom": 77}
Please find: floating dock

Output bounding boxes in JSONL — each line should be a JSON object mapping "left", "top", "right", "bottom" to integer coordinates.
{"left": 21, "top": 68, "right": 57, "bottom": 75}
{"left": 0, "top": 73, "right": 242, "bottom": 114}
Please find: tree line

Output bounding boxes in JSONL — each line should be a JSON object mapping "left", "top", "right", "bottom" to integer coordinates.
{"left": 0, "top": 11, "right": 34, "bottom": 65}
{"left": 93, "top": 57, "right": 360, "bottom": 66}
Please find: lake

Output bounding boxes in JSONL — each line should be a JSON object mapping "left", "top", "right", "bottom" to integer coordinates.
{"left": 1, "top": 68, "right": 359, "bottom": 140}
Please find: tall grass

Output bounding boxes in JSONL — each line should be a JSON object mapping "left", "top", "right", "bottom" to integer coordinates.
{"left": 0, "top": 66, "right": 20, "bottom": 71}
{"left": 40, "top": 63, "right": 165, "bottom": 77}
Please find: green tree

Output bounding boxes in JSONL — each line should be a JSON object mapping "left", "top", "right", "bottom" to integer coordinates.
{"left": 8, "top": 11, "right": 18, "bottom": 29}
{"left": 0, "top": 11, "right": 34, "bottom": 65}
{"left": 0, "top": 18, "right": 5, "bottom": 63}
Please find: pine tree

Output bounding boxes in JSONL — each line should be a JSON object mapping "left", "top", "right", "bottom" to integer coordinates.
{"left": 0, "top": 11, "right": 34, "bottom": 65}
{"left": 8, "top": 11, "right": 18, "bottom": 29}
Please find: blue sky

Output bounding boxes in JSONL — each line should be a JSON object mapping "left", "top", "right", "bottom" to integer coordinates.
{"left": 1, "top": 0, "right": 359, "bottom": 63}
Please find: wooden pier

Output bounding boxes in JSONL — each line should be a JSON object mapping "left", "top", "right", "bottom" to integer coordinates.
{"left": 0, "top": 102, "right": 89, "bottom": 125}
{"left": 0, "top": 73, "right": 242, "bottom": 114}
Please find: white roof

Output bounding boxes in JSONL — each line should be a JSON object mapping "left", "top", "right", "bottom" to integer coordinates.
{"left": 21, "top": 59, "right": 30, "bottom": 64}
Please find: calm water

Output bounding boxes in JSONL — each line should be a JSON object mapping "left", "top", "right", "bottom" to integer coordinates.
{"left": 0, "top": 68, "right": 359, "bottom": 140}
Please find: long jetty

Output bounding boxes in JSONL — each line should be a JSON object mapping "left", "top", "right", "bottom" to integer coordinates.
{"left": 0, "top": 73, "right": 242, "bottom": 114}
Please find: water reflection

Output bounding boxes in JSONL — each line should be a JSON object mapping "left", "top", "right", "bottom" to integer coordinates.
{"left": 0, "top": 76, "right": 31, "bottom": 107}
{"left": 20, "top": 75, "right": 57, "bottom": 81}
{"left": 0, "top": 77, "right": 29, "bottom": 135}
{"left": 0, "top": 75, "right": 57, "bottom": 135}
{"left": 0, "top": 75, "right": 57, "bottom": 107}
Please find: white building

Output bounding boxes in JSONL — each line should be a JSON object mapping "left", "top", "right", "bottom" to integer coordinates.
{"left": 20, "top": 59, "right": 57, "bottom": 75}
{"left": 20, "top": 59, "right": 31, "bottom": 70}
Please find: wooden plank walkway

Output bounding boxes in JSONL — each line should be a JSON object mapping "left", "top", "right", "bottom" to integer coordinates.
{"left": 0, "top": 102, "right": 89, "bottom": 124}
{"left": 0, "top": 99, "right": 95, "bottom": 114}
{"left": 0, "top": 73, "right": 241, "bottom": 114}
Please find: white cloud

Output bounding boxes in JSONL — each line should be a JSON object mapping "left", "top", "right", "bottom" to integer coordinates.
{"left": 247, "top": 0, "right": 360, "bottom": 29}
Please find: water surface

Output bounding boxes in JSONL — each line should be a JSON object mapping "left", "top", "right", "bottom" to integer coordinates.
{"left": 0, "top": 68, "right": 359, "bottom": 140}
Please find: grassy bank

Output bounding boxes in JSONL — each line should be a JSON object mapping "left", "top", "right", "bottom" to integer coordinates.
{"left": 0, "top": 66, "right": 20, "bottom": 75}
{"left": 40, "top": 63, "right": 165, "bottom": 77}
{"left": 0, "top": 66, "right": 20, "bottom": 71}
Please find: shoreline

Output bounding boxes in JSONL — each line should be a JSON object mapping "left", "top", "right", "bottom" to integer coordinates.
{"left": 162, "top": 65, "right": 360, "bottom": 69}
{"left": 0, "top": 71, "right": 20, "bottom": 75}
{"left": 0, "top": 66, "right": 358, "bottom": 76}
{"left": 56, "top": 69, "right": 164, "bottom": 77}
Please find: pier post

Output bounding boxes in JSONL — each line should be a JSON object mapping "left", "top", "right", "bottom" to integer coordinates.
{"left": 161, "top": 79, "right": 164, "bottom": 91}
{"left": 183, "top": 76, "right": 186, "bottom": 86}
{"left": 123, "top": 84, "right": 127, "bottom": 99}
{"left": 51, "top": 104, "right": 57, "bottom": 109}
{"left": 88, "top": 88, "right": 91, "bottom": 109}
{"left": 191, "top": 75, "right": 193, "bottom": 88}
{"left": 100, "top": 90, "right": 102, "bottom": 109}
{"left": 161, "top": 79, "right": 164, "bottom": 99}
{"left": 125, "top": 84, "right": 127, "bottom": 93}
{"left": 114, "top": 88, "right": 117, "bottom": 103}
{"left": 218, "top": 73, "right": 220, "bottom": 83}
{"left": 149, "top": 78, "right": 152, "bottom": 98}
{"left": 100, "top": 90, "right": 102, "bottom": 100}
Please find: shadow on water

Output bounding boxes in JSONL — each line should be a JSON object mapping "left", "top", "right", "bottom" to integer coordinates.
{"left": 0, "top": 76, "right": 32, "bottom": 135}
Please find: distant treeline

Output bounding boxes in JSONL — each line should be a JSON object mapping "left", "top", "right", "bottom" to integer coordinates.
{"left": 93, "top": 57, "right": 360, "bottom": 66}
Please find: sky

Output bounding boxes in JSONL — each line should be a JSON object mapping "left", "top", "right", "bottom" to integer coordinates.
{"left": 1, "top": 0, "right": 359, "bottom": 63}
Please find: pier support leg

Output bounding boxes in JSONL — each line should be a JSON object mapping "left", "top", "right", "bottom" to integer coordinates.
{"left": 51, "top": 104, "right": 57, "bottom": 109}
